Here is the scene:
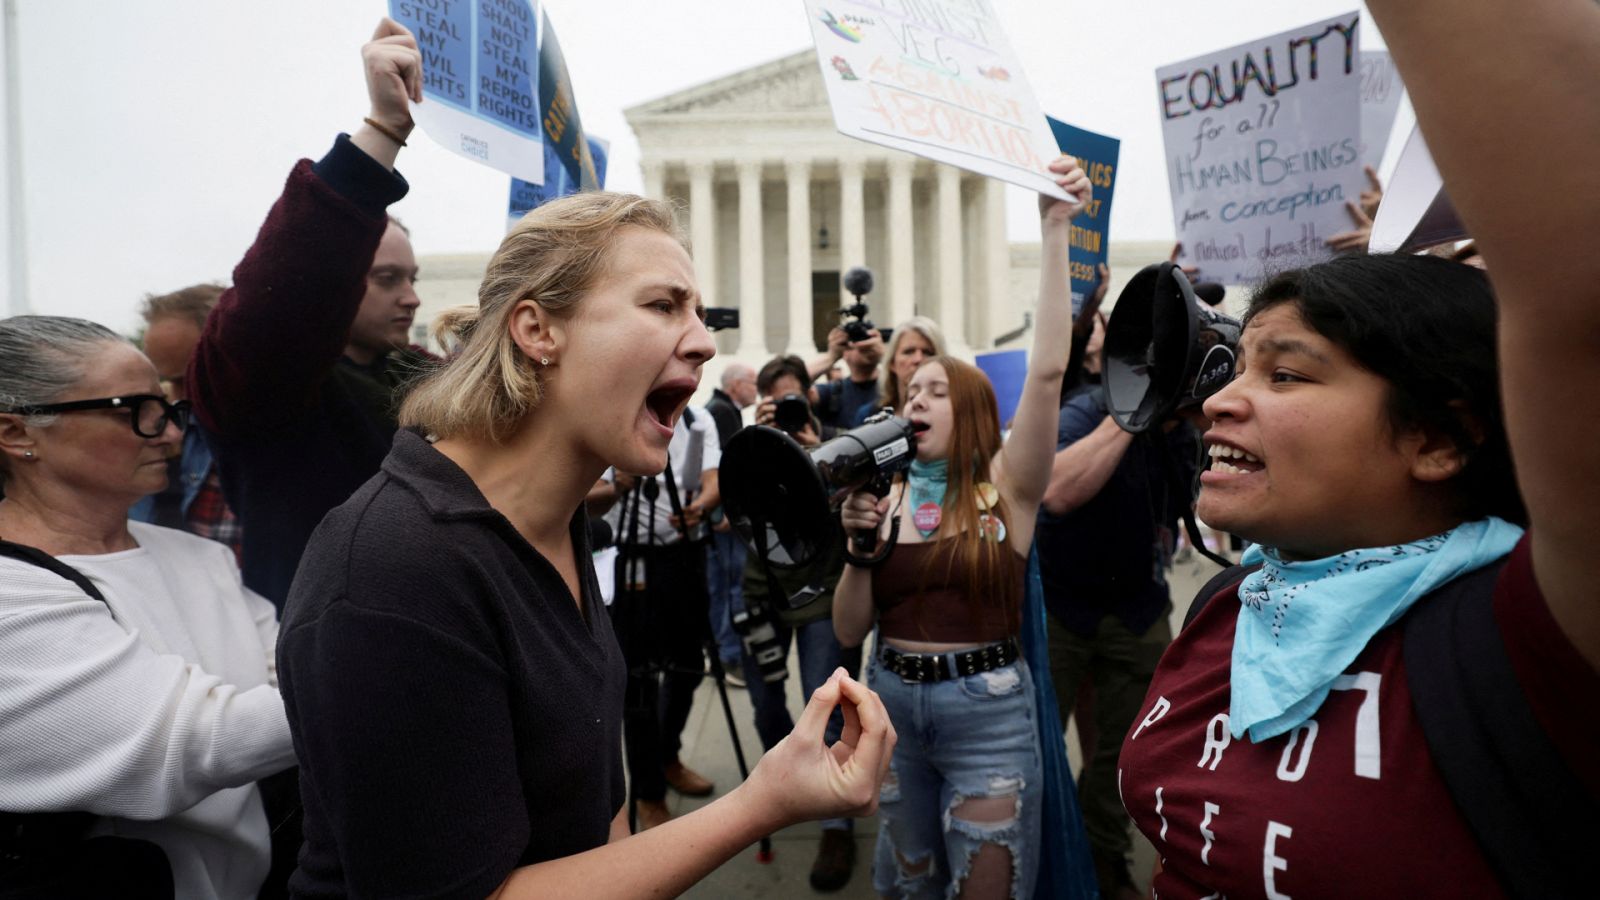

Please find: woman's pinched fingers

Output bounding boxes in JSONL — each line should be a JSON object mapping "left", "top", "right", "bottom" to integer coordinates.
{"left": 793, "top": 669, "right": 845, "bottom": 742}
{"left": 836, "top": 674, "right": 895, "bottom": 781}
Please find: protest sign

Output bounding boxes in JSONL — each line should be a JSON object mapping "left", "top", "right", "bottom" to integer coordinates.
{"left": 1358, "top": 50, "right": 1404, "bottom": 172}
{"left": 800, "top": 0, "right": 1068, "bottom": 200}
{"left": 1046, "top": 118, "right": 1119, "bottom": 315}
{"left": 1157, "top": 12, "right": 1364, "bottom": 285}
{"left": 975, "top": 349, "right": 1027, "bottom": 428}
{"left": 389, "top": 0, "right": 544, "bottom": 184}
{"left": 1368, "top": 123, "right": 1466, "bottom": 254}
{"left": 508, "top": 137, "right": 608, "bottom": 231}
{"left": 505, "top": 11, "right": 604, "bottom": 229}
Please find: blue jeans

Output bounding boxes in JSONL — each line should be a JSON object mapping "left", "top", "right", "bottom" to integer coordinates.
{"left": 706, "top": 530, "right": 746, "bottom": 664}
{"left": 741, "top": 616, "right": 853, "bottom": 832}
{"left": 867, "top": 653, "right": 1043, "bottom": 899}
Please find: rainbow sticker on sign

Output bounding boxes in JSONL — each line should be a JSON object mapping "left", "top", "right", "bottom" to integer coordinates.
{"left": 818, "top": 10, "right": 863, "bottom": 42}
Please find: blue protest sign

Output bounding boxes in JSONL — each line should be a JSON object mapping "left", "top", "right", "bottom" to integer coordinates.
{"left": 389, "top": 0, "right": 544, "bottom": 183}
{"left": 506, "top": 11, "right": 604, "bottom": 229}
{"left": 975, "top": 349, "right": 1028, "bottom": 429}
{"left": 1047, "top": 118, "right": 1120, "bottom": 316}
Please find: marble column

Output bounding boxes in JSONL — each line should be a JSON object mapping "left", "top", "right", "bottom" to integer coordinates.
{"left": 839, "top": 157, "right": 866, "bottom": 288}
{"left": 886, "top": 156, "right": 915, "bottom": 328}
{"left": 642, "top": 160, "right": 665, "bottom": 201}
{"left": 736, "top": 160, "right": 766, "bottom": 358}
{"left": 785, "top": 159, "right": 814, "bottom": 356}
{"left": 981, "top": 176, "right": 1009, "bottom": 349}
{"left": 687, "top": 161, "right": 716, "bottom": 309}
{"left": 937, "top": 165, "right": 969, "bottom": 355}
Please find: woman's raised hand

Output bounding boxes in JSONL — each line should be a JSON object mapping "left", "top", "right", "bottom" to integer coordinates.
{"left": 363, "top": 18, "right": 423, "bottom": 137}
{"left": 1038, "top": 155, "right": 1092, "bottom": 226}
{"left": 739, "top": 669, "right": 896, "bottom": 825}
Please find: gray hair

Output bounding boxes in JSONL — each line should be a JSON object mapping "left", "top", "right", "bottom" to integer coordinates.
{"left": 0, "top": 315, "right": 128, "bottom": 429}
{"left": 720, "top": 362, "right": 755, "bottom": 391}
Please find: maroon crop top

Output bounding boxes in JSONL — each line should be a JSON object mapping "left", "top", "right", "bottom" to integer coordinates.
{"left": 871, "top": 538, "right": 1025, "bottom": 643}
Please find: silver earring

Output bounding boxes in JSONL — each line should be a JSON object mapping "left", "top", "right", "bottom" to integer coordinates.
{"left": 541, "top": 356, "right": 551, "bottom": 366}
{"left": 23, "top": 450, "right": 34, "bottom": 459}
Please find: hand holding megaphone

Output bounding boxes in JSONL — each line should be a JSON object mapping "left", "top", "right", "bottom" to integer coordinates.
{"left": 840, "top": 491, "right": 891, "bottom": 554}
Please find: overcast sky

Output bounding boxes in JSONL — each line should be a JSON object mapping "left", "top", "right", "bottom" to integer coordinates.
{"left": 3, "top": 0, "right": 1375, "bottom": 331}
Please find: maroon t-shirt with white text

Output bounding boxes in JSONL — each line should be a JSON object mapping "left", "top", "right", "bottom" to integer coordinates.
{"left": 1118, "top": 536, "right": 1600, "bottom": 899}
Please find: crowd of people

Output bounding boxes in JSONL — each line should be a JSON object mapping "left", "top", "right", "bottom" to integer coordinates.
{"left": 2, "top": 0, "right": 1597, "bottom": 897}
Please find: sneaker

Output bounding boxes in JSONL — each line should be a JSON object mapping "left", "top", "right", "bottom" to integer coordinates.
{"left": 723, "top": 667, "right": 747, "bottom": 689}
{"left": 662, "top": 759, "right": 714, "bottom": 797}
{"left": 809, "top": 828, "right": 856, "bottom": 892}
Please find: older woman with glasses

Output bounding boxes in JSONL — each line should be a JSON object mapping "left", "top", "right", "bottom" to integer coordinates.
{"left": 0, "top": 316, "right": 295, "bottom": 900}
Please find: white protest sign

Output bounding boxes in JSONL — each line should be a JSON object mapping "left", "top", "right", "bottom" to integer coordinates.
{"left": 390, "top": 0, "right": 544, "bottom": 184}
{"left": 1368, "top": 123, "right": 1466, "bottom": 253}
{"left": 801, "top": 0, "right": 1069, "bottom": 200}
{"left": 1358, "top": 50, "right": 1404, "bottom": 172}
{"left": 1158, "top": 12, "right": 1364, "bottom": 285}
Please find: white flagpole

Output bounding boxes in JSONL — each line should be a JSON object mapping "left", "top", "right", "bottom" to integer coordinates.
{"left": 3, "top": 0, "right": 28, "bottom": 316}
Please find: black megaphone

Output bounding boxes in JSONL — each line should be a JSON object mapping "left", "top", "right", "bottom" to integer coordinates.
{"left": 719, "top": 413, "right": 918, "bottom": 605}
{"left": 1102, "top": 262, "right": 1242, "bottom": 433}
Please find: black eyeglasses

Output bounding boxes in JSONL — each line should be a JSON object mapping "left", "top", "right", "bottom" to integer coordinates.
{"left": 6, "top": 394, "right": 190, "bottom": 438}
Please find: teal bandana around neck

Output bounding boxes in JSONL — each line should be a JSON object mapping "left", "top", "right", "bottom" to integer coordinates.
{"left": 907, "top": 459, "right": 949, "bottom": 537}
{"left": 1229, "top": 516, "right": 1525, "bottom": 743}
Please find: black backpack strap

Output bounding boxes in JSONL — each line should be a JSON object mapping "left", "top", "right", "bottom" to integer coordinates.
{"left": 1404, "top": 559, "right": 1592, "bottom": 899}
{"left": 1181, "top": 563, "right": 1261, "bottom": 631}
{"left": 0, "top": 539, "right": 108, "bottom": 605}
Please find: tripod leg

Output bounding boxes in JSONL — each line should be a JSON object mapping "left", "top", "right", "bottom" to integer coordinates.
{"left": 703, "top": 643, "right": 775, "bottom": 862}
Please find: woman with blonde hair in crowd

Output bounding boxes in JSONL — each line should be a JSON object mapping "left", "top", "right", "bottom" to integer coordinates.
{"left": 833, "top": 156, "right": 1091, "bottom": 898}
{"left": 865, "top": 316, "right": 946, "bottom": 421}
{"left": 275, "top": 28, "right": 894, "bottom": 895}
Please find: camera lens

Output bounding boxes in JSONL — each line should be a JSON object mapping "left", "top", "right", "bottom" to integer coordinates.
{"left": 774, "top": 394, "right": 810, "bottom": 434}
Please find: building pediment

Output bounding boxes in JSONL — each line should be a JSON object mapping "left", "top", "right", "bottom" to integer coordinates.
{"left": 625, "top": 50, "right": 829, "bottom": 119}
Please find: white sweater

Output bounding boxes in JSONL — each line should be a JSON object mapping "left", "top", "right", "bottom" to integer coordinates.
{"left": 0, "top": 521, "right": 296, "bottom": 900}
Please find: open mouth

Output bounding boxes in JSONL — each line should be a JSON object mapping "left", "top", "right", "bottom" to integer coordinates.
{"left": 644, "top": 379, "right": 697, "bottom": 435}
{"left": 1207, "top": 442, "right": 1264, "bottom": 475}
{"left": 909, "top": 419, "right": 931, "bottom": 434}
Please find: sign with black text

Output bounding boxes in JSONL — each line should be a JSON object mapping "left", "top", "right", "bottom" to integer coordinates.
{"left": 390, "top": 0, "right": 545, "bottom": 183}
{"left": 1157, "top": 13, "right": 1364, "bottom": 284}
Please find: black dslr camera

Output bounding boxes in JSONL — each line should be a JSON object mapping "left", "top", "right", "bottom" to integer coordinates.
{"left": 773, "top": 394, "right": 812, "bottom": 434}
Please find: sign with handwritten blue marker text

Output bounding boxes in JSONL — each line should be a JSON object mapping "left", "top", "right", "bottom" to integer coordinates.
{"left": 1046, "top": 118, "right": 1119, "bottom": 316}
{"left": 1358, "top": 50, "right": 1404, "bottom": 172}
{"left": 389, "top": 0, "right": 544, "bottom": 184}
{"left": 1157, "top": 12, "right": 1363, "bottom": 285}
{"left": 801, "top": 0, "right": 1069, "bottom": 200}
{"left": 506, "top": 11, "right": 604, "bottom": 229}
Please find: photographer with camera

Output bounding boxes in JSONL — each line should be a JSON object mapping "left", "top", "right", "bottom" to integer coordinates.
{"left": 807, "top": 296, "right": 886, "bottom": 432}
{"left": 740, "top": 355, "right": 862, "bottom": 890}
{"left": 611, "top": 402, "right": 723, "bottom": 830}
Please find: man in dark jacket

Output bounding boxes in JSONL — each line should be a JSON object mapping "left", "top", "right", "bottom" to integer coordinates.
{"left": 190, "top": 20, "right": 432, "bottom": 608}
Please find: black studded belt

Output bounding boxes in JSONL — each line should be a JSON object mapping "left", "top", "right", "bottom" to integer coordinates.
{"left": 878, "top": 638, "right": 1020, "bottom": 683}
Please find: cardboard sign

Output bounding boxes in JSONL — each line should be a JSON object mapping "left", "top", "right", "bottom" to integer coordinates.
{"left": 506, "top": 12, "right": 606, "bottom": 229}
{"left": 975, "top": 348, "right": 1027, "bottom": 429}
{"left": 801, "top": 0, "right": 1069, "bottom": 200}
{"left": 1358, "top": 50, "right": 1404, "bottom": 172}
{"left": 1367, "top": 123, "right": 1466, "bottom": 254}
{"left": 389, "top": 0, "right": 544, "bottom": 184}
{"left": 1047, "top": 118, "right": 1120, "bottom": 316}
{"left": 1157, "top": 12, "right": 1364, "bottom": 285}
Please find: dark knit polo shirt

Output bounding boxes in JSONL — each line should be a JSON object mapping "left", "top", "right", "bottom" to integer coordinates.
{"left": 278, "top": 430, "right": 626, "bottom": 899}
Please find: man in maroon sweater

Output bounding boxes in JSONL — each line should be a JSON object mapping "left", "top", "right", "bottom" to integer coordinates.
{"left": 190, "top": 20, "right": 431, "bottom": 607}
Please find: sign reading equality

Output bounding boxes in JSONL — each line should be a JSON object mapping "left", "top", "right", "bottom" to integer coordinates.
{"left": 1157, "top": 12, "right": 1364, "bottom": 285}
{"left": 801, "top": 0, "right": 1069, "bottom": 200}
{"left": 389, "top": 0, "right": 545, "bottom": 184}
{"left": 1046, "top": 118, "right": 1119, "bottom": 316}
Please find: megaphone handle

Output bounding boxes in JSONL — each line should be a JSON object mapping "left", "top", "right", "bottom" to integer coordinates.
{"left": 844, "top": 517, "right": 900, "bottom": 568}
{"left": 851, "top": 528, "right": 877, "bottom": 555}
